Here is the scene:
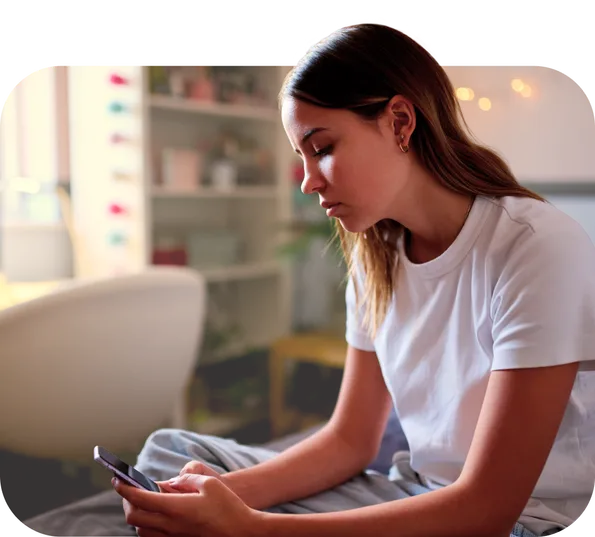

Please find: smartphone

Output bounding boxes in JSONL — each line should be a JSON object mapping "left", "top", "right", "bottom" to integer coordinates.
{"left": 93, "top": 446, "right": 160, "bottom": 493}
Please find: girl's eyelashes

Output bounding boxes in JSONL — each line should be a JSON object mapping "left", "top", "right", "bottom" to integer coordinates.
{"left": 312, "top": 145, "right": 333, "bottom": 158}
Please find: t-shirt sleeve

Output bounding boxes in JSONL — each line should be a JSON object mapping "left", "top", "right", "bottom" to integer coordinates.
{"left": 345, "top": 268, "right": 376, "bottom": 352}
{"left": 491, "top": 218, "right": 595, "bottom": 372}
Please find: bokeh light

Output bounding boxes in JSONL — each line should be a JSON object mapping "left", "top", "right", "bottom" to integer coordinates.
{"left": 478, "top": 97, "right": 492, "bottom": 111}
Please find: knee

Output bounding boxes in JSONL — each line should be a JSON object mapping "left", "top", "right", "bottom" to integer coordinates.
{"left": 142, "top": 428, "right": 183, "bottom": 450}
{"left": 141, "top": 427, "right": 213, "bottom": 456}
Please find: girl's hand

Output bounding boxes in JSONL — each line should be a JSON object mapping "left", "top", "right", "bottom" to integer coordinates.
{"left": 113, "top": 475, "right": 264, "bottom": 537}
{"left": 178, "top": 460, "right": 222, "bottom": 479}
{"left": 155, "top": 460, "right": 223, "bottom": 494}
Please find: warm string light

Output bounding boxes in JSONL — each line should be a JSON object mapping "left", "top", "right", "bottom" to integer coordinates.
{"left": 456, "top": 74, "right": 535, "bottom": 112}
{"left": 455, "top": 87, "right": 475, "bottom": 101}
{"left": 456, "top": 86, "right": 491, "bottom": 111}
{"left": 478, "top": 97, "right": 492, "bottom": 111}
{"left": 511, "top": 79, "right": 524, "bottom": 92}
{"left": 511, "top": 78, "right": 533, "bottom": 98}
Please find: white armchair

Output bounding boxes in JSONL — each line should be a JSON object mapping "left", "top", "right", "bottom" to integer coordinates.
{"left": 0, "top": 266, "right": 207, "bottom": 461}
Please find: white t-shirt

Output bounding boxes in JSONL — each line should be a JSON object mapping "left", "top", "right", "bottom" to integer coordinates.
{"left": 345, "top": 195, "right": 595, "bottom": 534}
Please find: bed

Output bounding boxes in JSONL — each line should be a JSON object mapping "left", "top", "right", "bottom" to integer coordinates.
{"left": 16, "top": 189, "right": 595, "bottom": 536}
{"left": 23, "top": 415, "right": 408, "bottom": 536}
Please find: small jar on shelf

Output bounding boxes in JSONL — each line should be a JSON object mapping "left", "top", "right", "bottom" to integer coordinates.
{"left": 209, "top": 134, "right": 240, "bottom": 191}
{"left": 152, "top": 237, "right": 188, "bottom": 266}
{"left": 167, "top": 67, "right": 187, "bottom": 98}
{"left": 188, "top": 67, "right": 215, "bottom": 102}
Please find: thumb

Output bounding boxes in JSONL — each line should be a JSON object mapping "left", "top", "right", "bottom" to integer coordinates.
{"left": 165, "top": 473, "right": 206, "bottom": 493}
{"left": 179, "top": 461, "right": 221, "bottom": 478}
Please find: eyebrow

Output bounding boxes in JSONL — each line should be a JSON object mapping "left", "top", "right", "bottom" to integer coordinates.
{"left": 293, "top": 127, "right": 329, "bottom": 155}
{"left": 302, "top": 127, "right": 328, "bottom": 143}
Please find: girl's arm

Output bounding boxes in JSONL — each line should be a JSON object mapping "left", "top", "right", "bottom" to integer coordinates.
{"left": 223, "top": 345, "right": 394, "bottom": 510}
{"left": 256, "top": 361, "right": 580, "bottom": 537}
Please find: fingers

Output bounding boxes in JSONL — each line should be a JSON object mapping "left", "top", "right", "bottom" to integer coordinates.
{"left": 165, "top": 472, "right": 203, "bottom": 493}
{"left": 155, "top": 481, "right": 178, "bottom": 494}
{"left": 113, "top": 478, "right": 178, "bottom": 517}
{"left": 179, "top": 461, "right": 201, "bottom": 475}
{"left": 179, "top": 460, "right": 220, "bottom": 478}
{"left": 126, "top": 509, "right": 170, "bottom": 532}
{"left": 161, "top": 461, "right": 222, "bottom": 494}
{"left": 163, "top": 473, "right": 222, "bottom": 495}
{"left": 157, "top": 476, "right": 205, "bottom": 494}
{"left": 122, "top": 499, "right": 171, "bottom": 535}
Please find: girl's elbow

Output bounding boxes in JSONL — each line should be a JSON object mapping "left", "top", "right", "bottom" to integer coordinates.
{"left": 453, "top": 481, "right": 527, "bottom": 537}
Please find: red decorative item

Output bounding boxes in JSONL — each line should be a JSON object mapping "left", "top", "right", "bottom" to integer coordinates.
{"left": 189, "top": 79, "right": 215, "bottom": 101}
{"left": 110, "top": 133, "right": 127, "bottom": 144}
{"left": 152, "top": 237, "right": 187, "bottom": 266}
{"left": 110, "top": 73, "right": 128, "bottom": 85}
{"left": 292, "top": 162, "right": 305, "bottom": 185}
{"left": 108, "top": 203, "right": 128, "bottom": 216}
{"left": 152, "top": 248, "right": 187, "bottom": 266}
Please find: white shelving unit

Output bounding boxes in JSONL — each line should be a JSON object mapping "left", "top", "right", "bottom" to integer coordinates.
{"left": 149, "top": 94, "right": 279, "bottom": 122}
{"left": 68, "top": 67, "right": 296, "bottom": 431}
{"left": 151, "top": 185, "right": 279, "bottom": 199}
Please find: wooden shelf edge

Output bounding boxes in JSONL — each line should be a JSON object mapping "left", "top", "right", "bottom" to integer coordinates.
{"left": 149, "top": 94, "right": 278, "bottom": 122}
{"left": 151, "top": 186, "right": 279, "bottom": 199}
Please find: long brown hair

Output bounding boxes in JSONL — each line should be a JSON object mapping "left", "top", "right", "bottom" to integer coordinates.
{"left": 279, "top": 23, "right": 545, "bottom": 337}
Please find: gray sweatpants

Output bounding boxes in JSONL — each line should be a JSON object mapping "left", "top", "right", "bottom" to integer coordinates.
{"left": 135, "top": 428, "right": 538, "bottom": 536}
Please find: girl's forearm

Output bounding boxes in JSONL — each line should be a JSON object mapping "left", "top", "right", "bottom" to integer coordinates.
{"left": 254, "top": 481, "right": 514, "bottom": 537}
{"left": 222, "top": 424, "right": 372, "bottom": 510}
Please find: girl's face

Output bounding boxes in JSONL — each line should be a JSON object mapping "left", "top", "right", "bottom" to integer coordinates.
{"left": 281, "top": 97, "right": 414, "bottom": 233}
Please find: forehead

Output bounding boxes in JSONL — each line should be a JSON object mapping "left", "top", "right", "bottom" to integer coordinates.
{"left": 281, "top": 97, "right": 350, "bottom": 137}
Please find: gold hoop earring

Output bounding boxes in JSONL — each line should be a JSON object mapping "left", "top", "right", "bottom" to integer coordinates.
{"left": 399, "top": 134, "right": 409, "bottom": 153}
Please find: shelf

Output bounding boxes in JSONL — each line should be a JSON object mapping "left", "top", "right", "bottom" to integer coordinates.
{"left": 198, "top": 260, "right": 282, "bottom": 283}
{"left": 152, "top": 186, "right": 279, "bottom": 199}
{"left": 149, "top": 94, "right": 279, "bottom": 123}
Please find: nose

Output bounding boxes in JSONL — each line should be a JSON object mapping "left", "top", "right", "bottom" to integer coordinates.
{"left": 300, "top": 162, "right": 325, "bottom": 195}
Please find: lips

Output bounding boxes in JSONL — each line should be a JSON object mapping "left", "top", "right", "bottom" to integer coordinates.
{"left": 321, "top": 201, "right": 342, "bottom": 217}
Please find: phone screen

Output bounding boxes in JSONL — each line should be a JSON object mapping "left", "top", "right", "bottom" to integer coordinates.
{"left": 96, "top": 447, "right": 160, "bottom": 493}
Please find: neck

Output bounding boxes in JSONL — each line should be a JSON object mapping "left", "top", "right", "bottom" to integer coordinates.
{"left": 390, "top": 172, "right": 475, "bottom": 263}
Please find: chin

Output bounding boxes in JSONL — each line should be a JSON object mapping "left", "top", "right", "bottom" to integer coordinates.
{"left": 336, "top": 216, "right": 369, "bottom": 234}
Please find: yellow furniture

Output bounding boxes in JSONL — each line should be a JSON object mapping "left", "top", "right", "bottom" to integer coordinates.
{"left": 269, "top": 332, "right": 347, "bottom": 437}
{"left": 0, "top": 274, "right": 64, "bottom": 310}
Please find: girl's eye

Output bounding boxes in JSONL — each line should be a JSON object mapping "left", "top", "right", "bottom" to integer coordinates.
{"left": 312, "top": 145, "right": 333, "bottom": 158}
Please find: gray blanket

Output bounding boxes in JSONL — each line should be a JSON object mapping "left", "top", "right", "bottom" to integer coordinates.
{"left": 23, "top": 417, "right": 407, "bottom": 537}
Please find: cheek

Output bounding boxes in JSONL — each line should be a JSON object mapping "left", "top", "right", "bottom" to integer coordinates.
{"left": 324, "top": 140, "right": 402, "bottom": 203}
{"left": 338, "top": 148, "right": 394, "bottom": 198}
{"left": 361, "top": 147, "right": 406, "bottom": 194}
{"left": 324, "top": 158, "right": 360, "bottom": 200}
{"left": 323, "top": 147, "right": 367, "bottom": 191}
{"left": 319, "top": 157, "right": 334, "bottom": 179}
